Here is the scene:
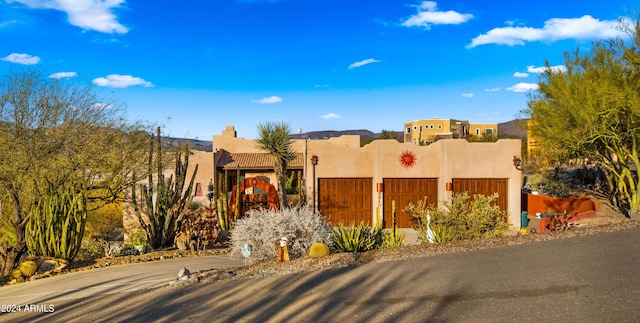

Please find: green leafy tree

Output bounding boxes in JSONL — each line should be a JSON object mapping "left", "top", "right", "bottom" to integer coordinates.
{"left": 361, "top": 129, "right": 402, "bottom": 146}
{"left": 524, "top": 16, "right": 640, "bottom": 217}
{"left": 0, "top": 68, "right": 149, "bottom": 276}
{"left": 378, "top": 129, "right": 401, "bottom": 141}
{"left": 256, "top": 121, "right": 294, "bottom": 207}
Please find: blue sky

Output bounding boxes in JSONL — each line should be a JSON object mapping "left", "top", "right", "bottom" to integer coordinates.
{"left": 1, "top": 0, "right": 634, "bottom": 140}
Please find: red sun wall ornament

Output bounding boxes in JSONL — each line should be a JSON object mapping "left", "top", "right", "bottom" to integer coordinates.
{"left": 399, "top": 150, "right": 417, "bottom": 168}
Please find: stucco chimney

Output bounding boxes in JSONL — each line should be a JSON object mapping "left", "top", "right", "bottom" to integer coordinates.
{"left": 223, "top": 125, "right": 237, "bottom": 138}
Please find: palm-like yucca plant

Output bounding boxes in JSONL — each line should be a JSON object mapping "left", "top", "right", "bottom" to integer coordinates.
{"left": 332, "top": 222, "right": 383, "bottom": 252}
{"left": 255, "top": 121, "right": 295, "bottom": 208}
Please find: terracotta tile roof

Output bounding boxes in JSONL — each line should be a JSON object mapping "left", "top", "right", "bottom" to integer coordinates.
{"left": 216, "top": 150, "right": 303, "bottom": 170}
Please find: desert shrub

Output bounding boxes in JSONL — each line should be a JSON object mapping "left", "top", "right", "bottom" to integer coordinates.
{"left": 332, "top": 222, "right": 384, "bottom": 252}
{"left": 85, "top": 202, "right": 123, "bottom": 240}
{"left": 118, "top": 244, "right": 139, "bottom": 256}
{"left": 537, "top": 178, "right": 570, "bottom": 198}
{"left": 179, "top": 210, "right": 219, "bottom": 248}
{"left": 74, "top": 238, "right": 106, "bottom": 262}
{"left": 544, "top": 212, "right": 575, "bottom": 231}
{"left": 309, "top": 242, "right": 330, "bottom": 258}
{"left": 407, "top": 192, "right": 509, "bottom": 242}
{"left": 230, "top": 207, "right": 333, "bottom": 261}
{"left": 285, "top": 171, "right": 301, "bottom": 194}
{"left": 568, "top": 166, "right": 598, "bottom": 189}
{"left": 0, "top": 203, "right": 16, "bottom": 247}
{"left": 188, "top": 201, "right": 203, "bottom": 212}
{"left": 429, "top": 224, "right": 455, "bottom": 243}
{"left": 381, "top": 229, "right": 405, "bottom": 248}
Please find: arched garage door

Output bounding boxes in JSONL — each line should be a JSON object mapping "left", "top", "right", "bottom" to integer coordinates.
{"left": 318, "top": 178, "right": 373, "bottom": 226}
{"left": 383, "top": 178, "right": 438, "bottom": 228}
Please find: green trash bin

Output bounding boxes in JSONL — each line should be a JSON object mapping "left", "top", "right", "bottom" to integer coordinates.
{"left": 521, "top": 211, "right": 528, "bottom": 228}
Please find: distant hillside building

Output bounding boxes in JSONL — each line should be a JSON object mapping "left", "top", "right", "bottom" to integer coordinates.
{"left": 404, "top": 118, "right": 529, "bottom": 145}
{"left": 470, "top": 123, "right": 498, "bottom": 137}
{"left": 403, "top": 118, "right": 469, "bottom": 144}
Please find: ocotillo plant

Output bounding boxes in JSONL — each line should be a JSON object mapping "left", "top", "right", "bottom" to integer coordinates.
{"left": 25, "top": 186, "right": 87, "bottom": 260}
{"left": 132, "top": 127, "right": 198, "bottom": 249}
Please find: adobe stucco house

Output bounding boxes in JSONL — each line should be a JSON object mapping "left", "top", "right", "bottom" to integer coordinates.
{"left": 200, "top": 125, "right": 523, "bottom": 229}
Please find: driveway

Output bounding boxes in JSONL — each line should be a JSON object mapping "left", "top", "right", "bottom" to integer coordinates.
{"left": 0, "top": 255, "right": 244, "bottom": 305}
{"left": 3, "top": 227, "right": 640, "bottom": 322}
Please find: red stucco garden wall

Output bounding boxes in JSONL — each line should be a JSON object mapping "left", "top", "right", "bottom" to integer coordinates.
{"left": 523, "top": 194, "right": 600, "bottom": 221}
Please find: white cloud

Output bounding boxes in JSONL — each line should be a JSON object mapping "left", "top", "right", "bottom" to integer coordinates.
{"left": 321, "top": 112, "right": 340, "bottom": 120}
{"left": 527, "top": 65, "right": 567, "bottom": 73}
{"left": 49, "top": 71, "right": 77, "bottom": 79}
{"left": 461, "top": 93, "right": 474, "bottom": 98}
{"left": 2, "top": 52, "right": 40, "bottom": 64}
{"left": 9, "top": 0, "right": 128, "bottom": 34}
{"left": 252, "top": 96, "right": 283, "bottom": 104}
{"left": 468, "top": 15, "right": 625, "bottom": 48}
{"left": 314, "top": 84, "right": 330, "bottom": 88}
{"left": 507, "top": 82, "right": 539, "bottom": 92}
{"left": 402, "top": 1, "right": 473, "bottom": 30}
{"left": 484, "top": 87, "right": 501, "bottom": 92}
{"left": 0, "top": 19, "right": 19, "bottom": 28}
{"left": 348, "top": 58, "right": 380, "bottom": 69}
{"left": 92, "top": 74, "right": 154, "bottom": 88}
{"left": 513, "top": 72, "right": 529, "bottom": 78}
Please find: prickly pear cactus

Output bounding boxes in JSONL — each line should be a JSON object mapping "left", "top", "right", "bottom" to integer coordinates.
{"left": 309, "top": 242, "right": 330, "bottom": 258}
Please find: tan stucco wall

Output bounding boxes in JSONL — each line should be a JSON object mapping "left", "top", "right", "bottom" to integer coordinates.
{"left": 206, "top": 126, "right": 522, "bottom": 227}
{"left": 302, "top": 138, "right": 521, "bottom": 226}
{"left": 126, "top": 127, "right": 522, "bottom": 241}
{"left": 187, "top": 151, "right": 215, "bottom": 205}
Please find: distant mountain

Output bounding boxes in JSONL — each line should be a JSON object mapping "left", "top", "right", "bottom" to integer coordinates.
{"left": 497, "top": 119, "right": 528, "bottom": 138}
{"left": 165, "top": 137, "right": 213, "bottom": 152}
{"left": 168, "top": 129, "right": 404, "bottom": 152}
{"left": 291, "top": 129, "right": 375, "bottom": 140}
{"left": 291, "top": 129, "right": 403, "bottom": 144}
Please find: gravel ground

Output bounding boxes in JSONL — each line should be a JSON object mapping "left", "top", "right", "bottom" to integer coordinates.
{"left": 228, "top": 217, "right": 640, "bottom": 280}
{"left": 225, "top": 193, "right": 639, "bottom": 280}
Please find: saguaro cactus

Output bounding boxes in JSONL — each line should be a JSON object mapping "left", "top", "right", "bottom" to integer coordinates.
{"left": 132, "top": 127, "right": 198, "bottom": 249}
{"left": 26, "top": 186, "right": 87, "bottom": 260}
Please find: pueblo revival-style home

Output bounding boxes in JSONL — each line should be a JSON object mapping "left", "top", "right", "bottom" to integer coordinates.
{"left": 173, "top": 125, "right": 522, "bottom": 230}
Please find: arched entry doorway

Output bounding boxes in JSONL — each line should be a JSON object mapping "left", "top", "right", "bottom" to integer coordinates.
{"left": 228, "top": 177, "right": 280, "bottom": 221}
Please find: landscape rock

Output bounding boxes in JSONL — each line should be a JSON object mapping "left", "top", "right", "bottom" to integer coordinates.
{"left": 177, "top": 267, "right": 190, "bottom": 280}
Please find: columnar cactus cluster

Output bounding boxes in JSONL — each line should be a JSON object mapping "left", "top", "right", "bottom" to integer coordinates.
{"left": 132, "top": 127, "right": 198, "bottom": 249}
{"left": 25, "top": 186, "right": 87, "bottom": 260}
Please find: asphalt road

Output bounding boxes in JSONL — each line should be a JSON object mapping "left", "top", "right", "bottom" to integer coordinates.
{"left": 0, "top": 255, "right": 244, "bottom": 305}
{"left": 2, "top": 227, "right": 640, "bottom": 322}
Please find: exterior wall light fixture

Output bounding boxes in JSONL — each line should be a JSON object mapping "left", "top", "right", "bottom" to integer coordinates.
{"left": 513, "top": 155, "right": 522, "bottom": 170}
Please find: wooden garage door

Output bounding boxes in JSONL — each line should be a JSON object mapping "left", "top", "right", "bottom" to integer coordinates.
{"left": 452, "top": 178, "right": 508, "bottom": 211}
{"left": 318, "top": 178, "right": 373, "bottom": 226}
{"left": 383, "top": 178, "right": 438, "bottom": 228}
